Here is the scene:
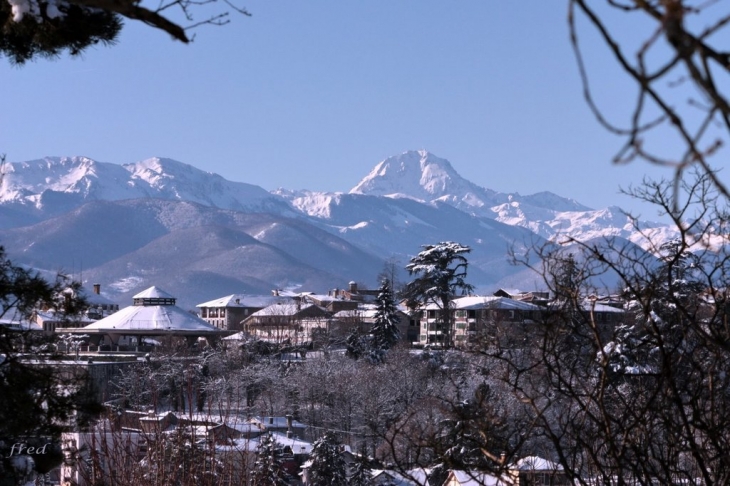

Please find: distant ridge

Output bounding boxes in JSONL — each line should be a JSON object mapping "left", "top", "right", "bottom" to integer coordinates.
{"left": 0, "top": 151, "right": 678, "bottom": 307}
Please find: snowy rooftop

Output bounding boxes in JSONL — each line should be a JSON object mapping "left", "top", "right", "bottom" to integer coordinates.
{"left": 133, "top": 286, "right": 175, "bottom": 300}
{"left": 251, "top": 416, "right": 307, "bottom": 430}
{"left": 333, "top": 307, "right": 377, "bottom": 319}
{"left": 424, "top": 296, "right": 541, "bottom": 311}
{"left": 216, "top": 431, "right": 313, "bottom": 454}
{"left": 447, "top": 471, "right": 505, "bottom": 486}
{"left": 196, "top": 294, "right": 278, "bottom": 308}
{"left": 83, "top": 301, "right": 218, "bottom": 332}
{"left": 511, "top": 456, "right": 563, "bottom": 471}
{"left": 250, "top": 303, "right": 318, "bottom": 317}
{"left": 0, "top": 307, "right": 42, "bottom": 331}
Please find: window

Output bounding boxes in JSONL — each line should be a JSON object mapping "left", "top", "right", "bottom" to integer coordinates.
{"left": 427, "top": 310, "right": 436, "bottom": 319}
{"left": 201, "top": 308, "right": 208, "bottom": 318}
{"left": 467, "top": 310, "right": 477, "bottom": 319}
{"left": 220, "top": 308, "right": 226, "bottom": 317}
{"left": 455, "top": 310, "right": 466, "bottom": 318}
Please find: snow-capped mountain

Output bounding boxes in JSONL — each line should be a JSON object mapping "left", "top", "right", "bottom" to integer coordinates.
{"left": 348, "top": 150, "right": 673, "bottom": 245}
{"left": 0, "top": 156, "right": 293, "bottom": 218}
{"left": 0, "top": 151, "right": 680, "bottom": 305}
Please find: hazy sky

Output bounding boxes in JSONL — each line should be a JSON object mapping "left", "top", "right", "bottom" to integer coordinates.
{"left": 1, "top": 2, "right": 684, "bottom": 219}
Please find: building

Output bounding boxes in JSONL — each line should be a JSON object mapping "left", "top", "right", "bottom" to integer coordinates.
{"left": 242, "top": 302, "right": 330, "bottom": 343}
{"left": 196, "top": 294, "right": 279, "bottom": 331}
{"left": 58, "top": 286, "right": 228, "bottom": 350}
{"left": 331, "top": 303, "right": 416, "bottom": 343}
{"left": 417, "top": 296, "right": 543, "bottom": 346}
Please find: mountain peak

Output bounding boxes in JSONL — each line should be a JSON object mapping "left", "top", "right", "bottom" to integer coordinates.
{"left": 350, "top": 150, "right": 466, "bottom": 201}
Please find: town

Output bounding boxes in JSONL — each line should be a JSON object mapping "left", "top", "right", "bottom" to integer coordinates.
{"left": 3, "top": 230, "right": 727, "bottom": 486}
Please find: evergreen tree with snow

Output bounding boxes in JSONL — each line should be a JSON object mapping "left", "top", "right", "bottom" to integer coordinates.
{"left": 348, "top": 442, "right": 372, "bottom": 486}
{"left": 370, "top": 278, "right": 400, "bottom": 351}
{"left": 345, "top": 327, "right": 366, "bottom": 360}
{"left": 308, "top": 432, "right": 347, "bottom": 486}
{"left": 403, "top": 241, "right": 473, "bottom": 348}
{"left": 252, "top": 432, "right": 284, "bottom": 486}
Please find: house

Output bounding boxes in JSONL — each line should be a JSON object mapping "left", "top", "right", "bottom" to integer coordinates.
{"left": 508, "top": 456, "right": 568, "bottom": 485}
{"left": 493, "top": 288, "right": 549, "bottom": 303}
{"left": 0, "top": 306, "right": 43, "bottom": 332}
{"left": 196, "top": 294, "right": 279, "bottom": 331}
{"left": 304, "top": 293, "right": 360, "bottom": 313}
{"left": 60, "top": 425, "right": 145, "bottom": 486}
{"left": 242, "top": 302, "right": 330, "bottom": 343}
{"left": 248, "top": 415, "right": 308, "bottom": 440}
{"left": 331, "top": 303, "right": 416, "bottom": 343}
{"left": 368, "top": 468, "right": 424, "bottom": 485}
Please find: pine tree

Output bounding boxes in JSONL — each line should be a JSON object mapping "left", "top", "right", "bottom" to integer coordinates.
{"left": 308, "top": 432, "right": 347, "bottom": 486}
{"left": 370, "top": 278, "right": 401, "bottom": 351}
{"left": 0, "top": 2, "right": 122, "bottom": 64}
{"left": 252, "top": 432, "right": 284, "bottom": 486}
{"left": 348, "top": 442, "right": 372, "bottom": 486}
{"left": 403, "top": 241, "right": 473, "bottom": 348}
{"left": 345, "top": 327, "right": 366, "bottom": 360}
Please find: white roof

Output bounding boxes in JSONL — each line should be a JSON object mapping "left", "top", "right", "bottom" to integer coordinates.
{"left": 251, "top": 303, "right": 318, "bottom": 317}
{"left": 448, "top": 470, "right": 505, "bottom": 486}
{"left": 215, "top": 431, "right": 313, "bottom": 454}
{"left": 424, "top": 296, "right": 540, "bottom": 311}
{"left": 133, "top": 286, "right": 175, "bottom": 299}
{"left": 270, "top": 431, "right": 313, "bottom": 454}
{"left": 511, "top": 456, "right": 563, "bottom": 471}
{"left": 251, "top": 416, "right": 307, "bottom": 429}
{"left": 83, "top": 303, "right": 218, "bottom": 332}
{"left": 0, "top": 307, "right": 42, "bottom": 331}
{"left": 196, "top": 294, "right": 277, "bottom": 308}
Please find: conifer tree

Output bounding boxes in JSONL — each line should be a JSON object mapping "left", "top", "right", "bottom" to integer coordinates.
{"left": 349, "top": 442, "right": 372, "bottom": 486}
{"left": 308, "top": 432, "right": 346, "bottom": 486}
{"left": 404, "top": 241, "right": 473, "bottom": 348}
{"left": 252, "top": 432, "right": 284, "bottom": 486}
{"left": 345, "top": 327, "right": 366, "bottom": 360}
{"left": 370, "top": 278, "right": 400, "bottom": 351}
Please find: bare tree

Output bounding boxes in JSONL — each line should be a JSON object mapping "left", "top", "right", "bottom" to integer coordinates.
{"left": 569, "top": 0, "right": 730, "bottom": 210}
{"left": 485, "top": 170, "right": 730, "bottom": 484}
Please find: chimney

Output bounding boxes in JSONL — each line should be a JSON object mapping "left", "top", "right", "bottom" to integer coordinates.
{"left": 93, "top": 284, "right": 101, "bottom": 295}
{"left": 349, "top": 281, "right": 357, "bottom": 293}
{"left": 235, "top": 298, "right": 240, "bottom": 305}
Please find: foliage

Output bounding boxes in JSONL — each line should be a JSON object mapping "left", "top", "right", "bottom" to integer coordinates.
{"left": 345, "top": 327, "right": 366, "bottom": 360}
{"left": 349, "top": 442, "right": 372, "bottom": 486}
{"left": 0, "top": 246, "right": 98, "bottom": 484}
{"left": 497, "top": 171, "right": 730, "bottom": 484}
{"left": 0, "top": 0, "right": 250, "bottom": 63}
{"left": 370, "top": 278, "right": 400, "bottom": 352}
{"left": 308, "top": 431, "right": 347, "bottom": 486}
{"left": 0, "top": 1, "right": 121, "bottom": 64}
{"left": 139, "top": 427, "right": 223, "bottom": 485}
{"left": 252, "top": 432, "right": 285, "bottom": 486}
{"left": 403, "top": 241, "right": 473, "bottom": 348}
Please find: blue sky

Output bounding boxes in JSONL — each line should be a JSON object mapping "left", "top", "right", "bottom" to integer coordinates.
{"left": 0, "top": 1, "right": 684, "bottom": 219}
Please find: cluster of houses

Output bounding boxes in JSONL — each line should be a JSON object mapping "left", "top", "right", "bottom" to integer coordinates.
{"left": 60, "top": 409, "right": 569, "bottom": 486}
{"left": 3, "top": 282, "right": 628, "bottom": 485}
{"left": 1, "top": 280, "right": 632, "bottom": 352}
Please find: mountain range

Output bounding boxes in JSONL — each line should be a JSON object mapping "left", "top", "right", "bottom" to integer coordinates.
{"left": 0, "top": 151, "right": 677, "bottom": 309}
